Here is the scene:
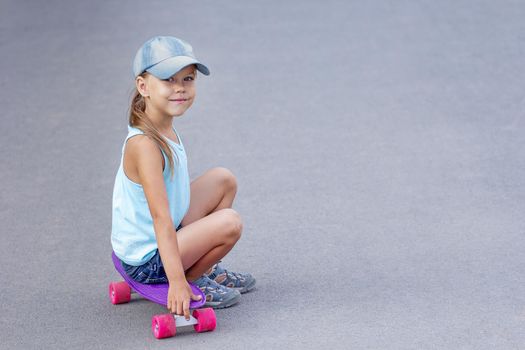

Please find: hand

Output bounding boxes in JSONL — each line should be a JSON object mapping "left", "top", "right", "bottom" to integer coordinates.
{"left": 167, "top": 280, "right": 203, "bottom": 320}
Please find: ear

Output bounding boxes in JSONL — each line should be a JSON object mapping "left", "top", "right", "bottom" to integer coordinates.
{"left": 135, "top": 75, "right": 150, "bottom": 98}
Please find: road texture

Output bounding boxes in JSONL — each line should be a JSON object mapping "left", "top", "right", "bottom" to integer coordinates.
{"left": 1, "top": 1, "right": 524, "bottom": 349}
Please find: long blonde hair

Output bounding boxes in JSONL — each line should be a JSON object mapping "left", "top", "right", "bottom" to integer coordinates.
{"left": 128, "top": 76, "right": 177, "bottom": 178}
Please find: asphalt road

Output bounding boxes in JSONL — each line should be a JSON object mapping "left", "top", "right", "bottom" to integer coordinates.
{"left": 1, "top": 1, "right": 525, "bottom": 349}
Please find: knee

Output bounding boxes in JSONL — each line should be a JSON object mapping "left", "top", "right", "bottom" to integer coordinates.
{"left": 211, "top": 167, "right": 237, "bottom": 194}
{"left": 220, "top": 208, "right": 242, "bottom": 244}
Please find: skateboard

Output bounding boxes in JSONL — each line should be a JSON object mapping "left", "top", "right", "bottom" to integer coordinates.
{"left": 108, "top": 252, "right": 216, "bottom": 339}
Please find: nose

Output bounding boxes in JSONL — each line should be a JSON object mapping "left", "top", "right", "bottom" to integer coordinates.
{"left": 172, "top": 80, "right": 185, "bottom": 93}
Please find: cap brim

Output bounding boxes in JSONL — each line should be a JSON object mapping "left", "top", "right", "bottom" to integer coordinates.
{"left": 146, "top": 56, "right": 210, "bottom": 79}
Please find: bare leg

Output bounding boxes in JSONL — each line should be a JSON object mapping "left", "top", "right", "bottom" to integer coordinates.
{"left": 176, "top": 208, "right": 241, "bottom": 281}
{"left": 175, "top": 167, "right": 240, "bottom": 281}
{"left": 181, "top": 167, "right": 237, "bottom": 226}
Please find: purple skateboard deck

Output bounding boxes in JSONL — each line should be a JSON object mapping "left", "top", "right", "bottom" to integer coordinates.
{"left": 112, "top": 252, "right": 206, "bottom": 309}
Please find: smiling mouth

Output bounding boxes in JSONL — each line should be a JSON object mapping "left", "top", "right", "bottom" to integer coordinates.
{"left": 168, "top": 99, "right": 188, "bottom": 105}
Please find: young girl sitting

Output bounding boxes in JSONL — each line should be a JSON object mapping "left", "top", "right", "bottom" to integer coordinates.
{"left": 111, "top": 36, "right": 255, "bottom": 319}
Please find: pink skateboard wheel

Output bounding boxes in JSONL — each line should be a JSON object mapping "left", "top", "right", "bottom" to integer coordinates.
{"left": 193, "top": 308, "right": 217, "bottom": 333}
{"left": 109, "top": 281, "right": 131, "bottom": 304}
{"left": 152, "top": 314, "right": 176, "bottom": 339}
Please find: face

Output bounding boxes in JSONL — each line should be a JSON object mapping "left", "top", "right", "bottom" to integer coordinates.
{"left": 137, "top": 65, "right": 196, "bottom": 118}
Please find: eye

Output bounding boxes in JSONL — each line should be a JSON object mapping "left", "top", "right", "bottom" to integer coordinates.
{"left": 184, "top": 75, "right": 195, "bottom": 82}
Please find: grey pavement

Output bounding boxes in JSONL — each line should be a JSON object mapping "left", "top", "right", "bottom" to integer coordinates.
{"left": 1, "top": 1, "right": 525, "bottom": 349}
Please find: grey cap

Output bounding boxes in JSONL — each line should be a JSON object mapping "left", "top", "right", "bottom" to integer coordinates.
{"left": 132, "top": 36, "right": 210, "bottom": 79}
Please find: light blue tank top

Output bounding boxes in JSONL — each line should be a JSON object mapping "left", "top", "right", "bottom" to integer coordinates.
{"left": 111, "top": 125, "right": 190, "bottom": 266}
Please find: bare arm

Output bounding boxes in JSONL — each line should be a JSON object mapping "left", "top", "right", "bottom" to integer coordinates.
{"left": 130, "top": 135, "right": 200, "bottom": 318}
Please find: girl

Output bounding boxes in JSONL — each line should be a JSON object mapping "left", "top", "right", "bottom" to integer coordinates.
{"left": 111, "top": 36, "right": 255, "bottom": 320}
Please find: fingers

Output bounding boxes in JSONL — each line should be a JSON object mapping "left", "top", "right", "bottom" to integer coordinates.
{"left": 176, "top": 299, "right": 183, "bottom": 317}
{"left": 183, "top": 299, "right": 190, "bottom": 320}
{"left": 167, "top": 285, "right": 197, "bottom": 320}
{"left": 168, "top": 297, "right": 177, "bottom": 314}
{"left": 167, "top": 296, "right": 181, "bottom": 314}
{"left": 167, "top": 298, "right": 191, "bottom": 320}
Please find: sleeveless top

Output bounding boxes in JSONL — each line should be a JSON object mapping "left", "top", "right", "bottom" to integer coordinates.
{"left": 111, "top": 125, "right": 191, "bottom": 266}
